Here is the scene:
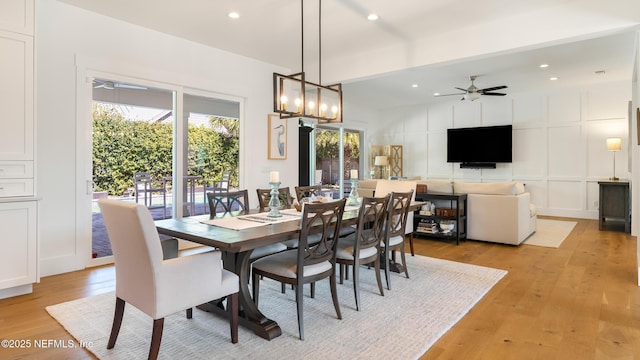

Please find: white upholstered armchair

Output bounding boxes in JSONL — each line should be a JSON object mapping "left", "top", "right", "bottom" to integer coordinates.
{"left": 98, "top": 199, "right": 239, "bottom": 360}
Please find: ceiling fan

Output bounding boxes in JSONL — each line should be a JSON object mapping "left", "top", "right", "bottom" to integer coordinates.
{"left": 435, "top": 75, "right": 507, "bottom": 101}
{"left": 93, "top": 79, "right": 147, "bottom": 90}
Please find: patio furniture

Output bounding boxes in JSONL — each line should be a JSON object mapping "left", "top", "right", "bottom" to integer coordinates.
{"left": 133, "top": 172, "right": 167, "bottom": 218}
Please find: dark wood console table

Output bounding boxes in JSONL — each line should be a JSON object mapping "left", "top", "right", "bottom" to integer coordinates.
{"left": 598, "top": 180, "right": 630, "bottom": 233}
{"left": 413, "top": 192, "right": 467, "bottom": 245}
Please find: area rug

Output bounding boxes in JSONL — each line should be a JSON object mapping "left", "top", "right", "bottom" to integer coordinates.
{"left": 46, "top": 255, "right": 507, "bottom": 360}
{"left": 523, "top": 219, "right": 577, "bottom": 248}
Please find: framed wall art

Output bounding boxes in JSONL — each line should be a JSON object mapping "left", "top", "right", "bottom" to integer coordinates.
{"left": 268, "top": 114, "right": 287, "bottom": 160}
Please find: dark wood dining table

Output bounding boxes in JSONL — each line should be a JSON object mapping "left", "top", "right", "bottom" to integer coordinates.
{"left": 154, "top": 201, "right": 424, "bottom": 340}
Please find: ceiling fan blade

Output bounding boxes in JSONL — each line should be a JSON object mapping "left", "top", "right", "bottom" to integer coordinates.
{"left": 481, "top": 92, "right": 507, "bottom": 96}
{"left": 479, "top": 85, "right": 507, "bottom": 92}
{"left": 114, "top": 83, "right": 148, "bottom": 90}
{"left": 434, "top": 92, "right": 466, "bottom": 97}
{"left": 454, "top": 87, "right": 468, "bottom": 92}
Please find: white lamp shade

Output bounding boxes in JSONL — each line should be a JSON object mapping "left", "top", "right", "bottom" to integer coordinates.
{"left": 374, "top": 156, "right": 388, "bottom": 166}
{"left": 606, "top": 138, "right": 622, "bottom": 151}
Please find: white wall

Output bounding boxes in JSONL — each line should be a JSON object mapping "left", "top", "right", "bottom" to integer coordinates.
{"left": 365, "top": 81, "right": 631, "bottom": 219}
{"left": 36, "top": 1, "right": 301, "bottom": 276}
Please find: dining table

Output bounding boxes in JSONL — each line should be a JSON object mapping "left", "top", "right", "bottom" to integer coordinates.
{"left": 154, "top": 200, "right": 425, "bottom": 340}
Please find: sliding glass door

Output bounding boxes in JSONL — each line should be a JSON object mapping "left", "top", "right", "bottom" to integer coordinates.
{"left": 88, "top": 79, "right": 240, "bottom": 261}
{"left": 313, "top": 126, "right": 361, "bottom": 198}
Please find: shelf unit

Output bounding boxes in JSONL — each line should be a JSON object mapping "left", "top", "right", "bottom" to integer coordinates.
{"left": 413, "top": 192, "right": 467, "bottom": 245}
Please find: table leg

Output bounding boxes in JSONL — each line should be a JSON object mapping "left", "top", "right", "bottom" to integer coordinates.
{"left": 197, "top": 250, "right": 282, "bottom": 340}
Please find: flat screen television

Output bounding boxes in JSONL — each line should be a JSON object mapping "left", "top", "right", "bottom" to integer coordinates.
{"left": 447, "top": 125, "right": 512, "bottom": 168}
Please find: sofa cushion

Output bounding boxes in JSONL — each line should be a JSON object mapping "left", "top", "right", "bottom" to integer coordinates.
{"left": 453, "top": 181, "right": 524, "bottom": 195}
{"left": 418, "top": 180, "right": 453, "bottom": 194}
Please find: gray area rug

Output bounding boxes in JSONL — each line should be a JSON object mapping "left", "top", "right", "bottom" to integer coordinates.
{"left": 523, "top": 219, "right": 577, "bottom": 248}
{"left": 46, "top": 255, "right": 507, "bottom": 359}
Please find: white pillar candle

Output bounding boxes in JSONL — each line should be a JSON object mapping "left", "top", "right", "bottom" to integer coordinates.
{"left": 269, "top": 171, "right": 280, "bottom": 183}
{"left": 350, "top": 169, "right": 358, "bottom": 179}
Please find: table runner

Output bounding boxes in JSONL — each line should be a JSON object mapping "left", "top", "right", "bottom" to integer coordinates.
{"left": 201, "top": 205, "right": 361, "bottom": 231}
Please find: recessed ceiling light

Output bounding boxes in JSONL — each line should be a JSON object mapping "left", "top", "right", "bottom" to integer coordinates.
{"left": 411, "top": 84, "right": 419, "bottom": 88}
{"left": 367, "top": 14, "right": 379, "bottom": 21}
{"left": 433, "top": 92, "right": 440, "bottom": 96}
{"left": 228, "top": 12, "right": 240, "bottom": 19}
{"left": 539, "top": 64, "right": 549, "bottom": 68}
{"left": 550, "top": 77, "right": 559, "bottom": 81}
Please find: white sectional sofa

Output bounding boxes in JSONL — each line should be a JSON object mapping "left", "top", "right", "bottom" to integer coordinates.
{"left": 356, "top": 179, "right": 537, "bottom": 245}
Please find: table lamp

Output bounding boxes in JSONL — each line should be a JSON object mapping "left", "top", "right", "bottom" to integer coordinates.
{"left": 374, "top": 155, "right": 388, "bottom": 179}
{"left": 606, "top": 137, "right": 621, "bottom": 181}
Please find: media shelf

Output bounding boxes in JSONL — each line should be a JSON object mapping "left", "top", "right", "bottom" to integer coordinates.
{"left": 412, "top": 192, "right": 467, "bottom": 245}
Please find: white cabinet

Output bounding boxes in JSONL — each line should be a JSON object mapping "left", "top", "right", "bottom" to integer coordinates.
{"left": 0, "top": 0, "right": 37, "bottom": 299}
{"left": 0, "top": 30, "right": 34, "bottom": 161}
{"left": 0, "top": 200, "right": 37, "bottom": 297}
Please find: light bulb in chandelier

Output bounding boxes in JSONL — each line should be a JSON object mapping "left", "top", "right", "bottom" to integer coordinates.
{"left": 280, "top": 95, "right": 288, "bottom": 111}
{"left": 320, "top": 103, "right": 327, "bottom": 117}
{"left": 295, "top": 98, "right": 302, "bottom": 113}
{"left": 308, "top": 101, "right": 315, "bottom": 115}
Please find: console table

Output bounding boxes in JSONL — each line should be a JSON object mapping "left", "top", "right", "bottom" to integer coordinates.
{"left": 413, "top": 192, "right": 467, "bottom": 245}
{"left": 598, "top": 180, "right": 630, "bottom": 233}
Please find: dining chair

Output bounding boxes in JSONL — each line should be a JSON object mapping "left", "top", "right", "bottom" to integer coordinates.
{"left": 251, "top": 198, "right": 347, "bottom": 340}
{"left": 381, "top": 190, "right": 413, "bottom": 290}
{"left": 97, "top": 199, "right": 239, "bottom": 360}
{"left": 374, "top": 179, "right": 417, "bottom": 254}
{"left": 294, "top": 185, "right": 323, "bottom": 202}
{"left": 336, "top": 195, "right": 388, "bottom": 311}
{"left": 295, "top": 185, "right": 356, "bottom": 239}
{"left": 208, "top": 190, "right": 288, "bottom": 260}
{"left": 207, "top": 189, "right": 250, "bottom": 217}
{"left": 256, "top": 187, "right": 293, "bottom": 212}
{"left": 133, "top": 171, "right": 167, "bottom": 219}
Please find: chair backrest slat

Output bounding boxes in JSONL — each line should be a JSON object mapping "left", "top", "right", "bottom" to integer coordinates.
{"left": 385, "top": 190, "right": 413, "bottom": 240}
{"left": 256, "top": 187, "right": 292, "bottom": 212}
{"left": 294, "top": 185, "right": 323, "bottom": 202}
{"left": 354, "top": 195, "right": 389, "bottom": 254}
{"left": 207, "top": 189, "right": 250, "bottom": 218}
{"left": 298, "top": 198, "right": 347, "bottom": 273}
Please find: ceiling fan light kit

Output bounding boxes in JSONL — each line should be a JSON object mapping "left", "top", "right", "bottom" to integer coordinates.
{"left": 273, "top": 0, "right": 342, "bottom": 123}
{"left": 436, "top": 75, "right": 507, "bottom": 101}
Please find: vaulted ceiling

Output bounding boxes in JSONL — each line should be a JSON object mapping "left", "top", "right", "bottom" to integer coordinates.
{"left": 58, "top": 0, "right": 640, "bottom": 109}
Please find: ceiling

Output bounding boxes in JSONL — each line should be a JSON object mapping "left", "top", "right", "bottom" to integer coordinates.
{"left": 58, "top": 0, "right": 640, "bottom": 110}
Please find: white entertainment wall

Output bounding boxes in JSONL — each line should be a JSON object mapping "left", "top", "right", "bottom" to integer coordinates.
{"left": 366, "top": 81, "right": 631, "bottom": 220}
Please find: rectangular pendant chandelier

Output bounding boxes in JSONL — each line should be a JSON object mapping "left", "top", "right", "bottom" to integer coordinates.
{"left": 272, "top": 0, "right": 342, "bottom": 124}
{"left": 273, "top": 72, "right": 342, "bottom": 123}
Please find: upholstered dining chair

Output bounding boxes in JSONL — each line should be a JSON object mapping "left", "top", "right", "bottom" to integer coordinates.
{"left": 256, "top": 187, "right": 293, "bottom": 212}
{"left": 381, "top": 190, "right": 413, "bottom": 290}
{"left": 336, "top": 195, "right": 388, "bottom": 311}
{"left": 97, "top": 199, "right": 239, "bottom": 360}
{"left": 251, "top": 198, "right": 347, "bottom": 340}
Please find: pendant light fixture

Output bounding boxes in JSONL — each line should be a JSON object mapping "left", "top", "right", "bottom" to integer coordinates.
{"left": 273, "top": 0, "right": 343, "bottom": 123}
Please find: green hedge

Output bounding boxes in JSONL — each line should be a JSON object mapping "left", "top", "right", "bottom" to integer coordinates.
{"left": 92, "top": 104, "right": 238, "bottom": 196}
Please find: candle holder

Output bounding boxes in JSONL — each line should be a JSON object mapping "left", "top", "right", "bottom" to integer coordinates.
{"left": 348, "top": 179, "right": 360, "bottom": 206}
{"left": 267, "top": 181, "right": 283, "bottom": 218}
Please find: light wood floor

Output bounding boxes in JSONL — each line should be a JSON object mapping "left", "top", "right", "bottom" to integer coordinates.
{"left": 1, "top": 217, "right": 638, "bottom": 359}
